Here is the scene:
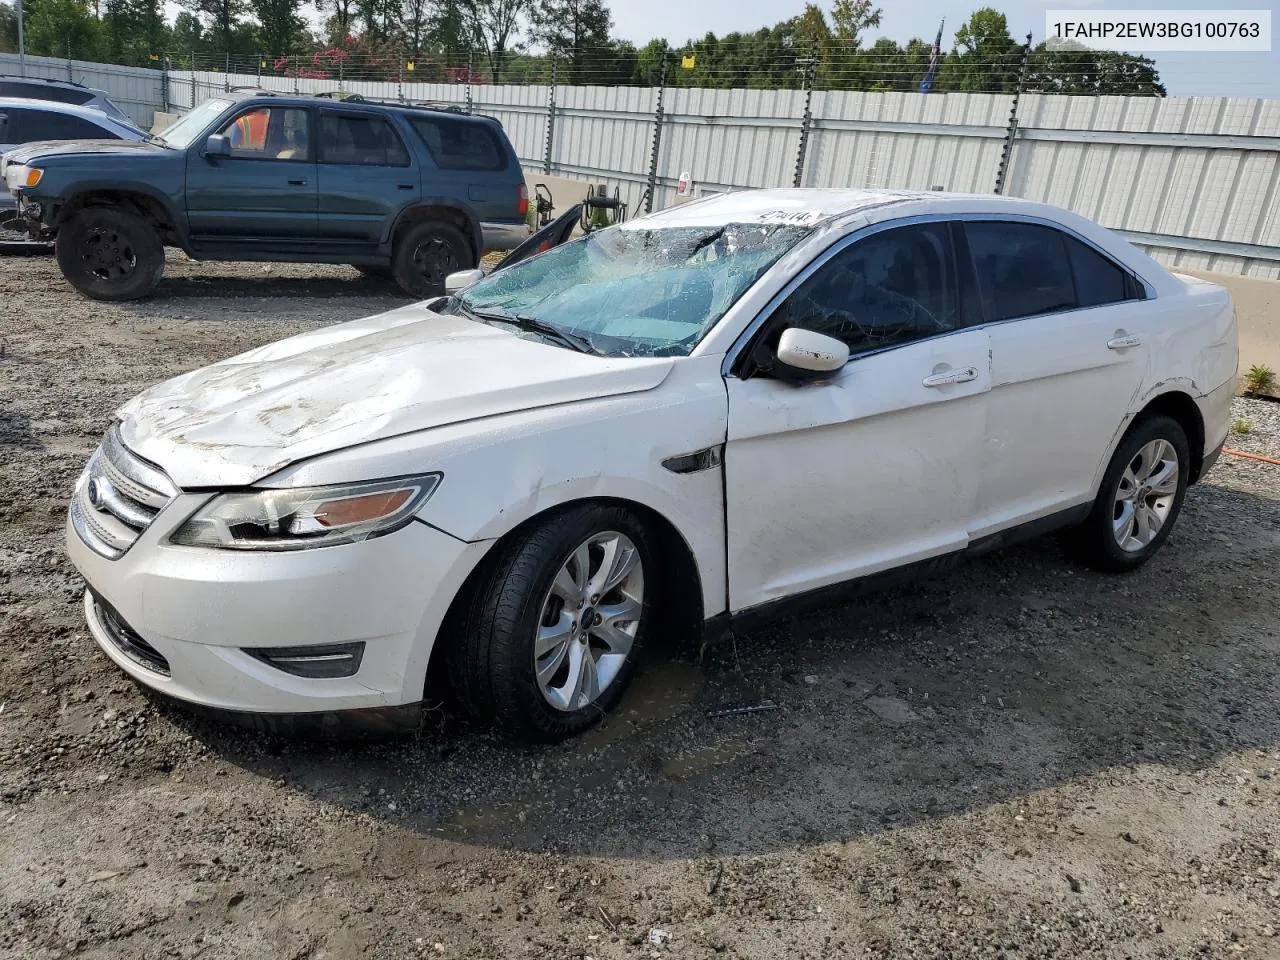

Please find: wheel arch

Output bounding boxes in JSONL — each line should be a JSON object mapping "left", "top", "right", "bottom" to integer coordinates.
{"left": 389, "top": 202, "right": 482, "bottom": 266}
{"left": 1135, "top": 389, "right": 1207, "bottom": 483}
{"left": 56, "top": 185, "right": 185, "bottom": 249}
{"left": 424, "top": 495, "right": 706, "bottom": 698}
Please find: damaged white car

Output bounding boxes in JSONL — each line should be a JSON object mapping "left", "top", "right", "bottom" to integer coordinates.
{"left": 66, "top": 188, "right": 1238, "bottom": 741}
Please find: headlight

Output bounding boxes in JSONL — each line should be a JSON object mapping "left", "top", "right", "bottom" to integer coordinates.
{"left": 5, "top": 165, "right": 42, "bottom": 191}
{"left": 169, "top": 474, "right": 441, "bottom": 551}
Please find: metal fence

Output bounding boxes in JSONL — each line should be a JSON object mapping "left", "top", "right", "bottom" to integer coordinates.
{"left": 0, "top": 52, "right": 163, "bottom": 129}
{"left": 6, "top": 49, "right": 1279, "bottom": 279}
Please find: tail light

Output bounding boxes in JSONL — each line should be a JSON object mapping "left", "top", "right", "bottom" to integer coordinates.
{"left": 518, "top": 182, "right": 529, "bottom": 218}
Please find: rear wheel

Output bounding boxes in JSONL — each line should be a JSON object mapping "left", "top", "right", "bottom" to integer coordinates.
{"left": 391, "top": 221, "right": 472, "bottom": 299}
{"left": 55, "top": 207, "right": 164, "bottom": 301}
{"left": 447, "top": 504, "right": 653, "bottom": 742}
{"left": 1064, "top": 415, "right": 1190, "bottom": 572}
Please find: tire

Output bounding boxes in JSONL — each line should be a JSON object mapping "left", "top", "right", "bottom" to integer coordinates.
{"left": 447, "top": 504, "right": 655, "bottom": 742}
{"left": 55, "top": 207, "right": 164, "bottom": 301}
{"left": 391, "top": 221, "right": 472, "bottom": 299}
{"left": 1064, "top": 415, "right": 1191, "bottom": 573}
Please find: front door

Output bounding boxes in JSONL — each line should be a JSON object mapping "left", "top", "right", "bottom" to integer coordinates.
{"left": 961, "top": 219, "right": 1154, "bottom": 538}
{"left": 185, "top": 104, "right": 317, "bottom": 241}
{"left": 724, "top": 221, "right": 991, "bottom": 612}
{"left": 315, "top": 109, "right": 417, "bottom": 246}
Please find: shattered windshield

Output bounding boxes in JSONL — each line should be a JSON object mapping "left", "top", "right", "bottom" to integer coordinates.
{"left": 157, "top": 98, "right": 232, "bottom": 148}
{"left": 456, "top": 222, "right": 812, "bottom": 357}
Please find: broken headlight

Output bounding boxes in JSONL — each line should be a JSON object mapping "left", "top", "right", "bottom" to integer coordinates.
{"left": 170, "top": 475, "right": 442, "bottom": 551}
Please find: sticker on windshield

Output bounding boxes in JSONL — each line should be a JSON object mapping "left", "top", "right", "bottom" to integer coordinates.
{"left": 750, "top": 209, "right": 825, "bottom": 225}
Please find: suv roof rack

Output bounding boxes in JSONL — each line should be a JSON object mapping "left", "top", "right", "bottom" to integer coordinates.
{"left": 315, "top": 91, "right": 469, "bottom": 114}
{"left": 0, "top": 74, "right": 90, "bottom": 90}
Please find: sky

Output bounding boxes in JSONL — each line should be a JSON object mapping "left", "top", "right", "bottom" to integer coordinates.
{"left": 608, "top": 0, "right": 1279, "bottom": 98}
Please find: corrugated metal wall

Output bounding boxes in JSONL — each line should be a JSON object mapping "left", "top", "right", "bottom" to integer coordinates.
{"left": 0, "top": 53, "right": 163, "bottom": 128}
{"left": 13, "top": 57, "right": 1277, "bottom": 277}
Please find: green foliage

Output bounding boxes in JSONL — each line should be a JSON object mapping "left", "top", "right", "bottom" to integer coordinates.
{"left": 1232, "top": 417, "right": 1253, "bottom": 435}
{"left": 535, "top": 0, "right": 610, "bottom": 83}
{"left": 20, "top": 0, "right": 104, "bottom": 59}
{"left": 0, "top": 2, "right": 17, "bottom": 54}
{"left": 1244, "top": 363, "right": 1277, "bottom": 395}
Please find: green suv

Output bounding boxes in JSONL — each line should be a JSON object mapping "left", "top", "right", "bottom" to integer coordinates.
{"left": 4, "top": 91, "right": 530, "bottom": 300}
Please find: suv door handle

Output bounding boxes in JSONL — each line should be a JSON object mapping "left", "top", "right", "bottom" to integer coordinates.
{"left": 287, "top": 178, "right": 307, "bottom": 186}
{"left": 1107, "top": 334, "right": 1142, "bottom": 350}
{"left": 397, "top": 183, "right": 414, "bottom": 190}
{"left": 922, "top": 366, "right": 979, "bottom": 388}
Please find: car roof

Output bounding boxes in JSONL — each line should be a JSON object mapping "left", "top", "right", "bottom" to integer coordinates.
{"left": 0, "top": 74, "right": 94, "bottom": 90}
{"left": 216, "top": 89, "right": 496, "bottom": 123}
{"left": 0, "top": 95, "right": 130, "bottom": 123}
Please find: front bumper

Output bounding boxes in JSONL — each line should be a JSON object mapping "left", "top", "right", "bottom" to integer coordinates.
{"left": 67, "top": 493, "right": 490, "bottom": 718}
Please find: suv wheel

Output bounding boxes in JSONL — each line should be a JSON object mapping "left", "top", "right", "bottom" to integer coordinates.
{"left": 1064, "top": 415, "right": 1190, "bottom": 573}
{"left": 55, "top": 207, "right": 164, "bottom": 301}
{"left": 392, "top": 221, "right": 472, "bottom": 299}
{"left": 447, "top": 504, "right": 653, "bottom": 742}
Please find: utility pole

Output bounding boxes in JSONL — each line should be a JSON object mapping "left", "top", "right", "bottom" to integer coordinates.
{"left": 16, "top": 0, "right": 26, "bottom": 76}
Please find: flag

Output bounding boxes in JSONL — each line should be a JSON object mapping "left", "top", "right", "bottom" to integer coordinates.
{"left": 406, "top": 61, "right": 415, "bottom": 71}
{"left": 681, "top": 55, "right": 696, "bottom": 69}
{"left": 920, "top": 19, "right": 944, "bottom": 93}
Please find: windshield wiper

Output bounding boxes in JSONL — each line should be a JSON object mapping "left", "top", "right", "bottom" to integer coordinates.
{"left": 466, "top": 305, "right": 597, "bottom": 355}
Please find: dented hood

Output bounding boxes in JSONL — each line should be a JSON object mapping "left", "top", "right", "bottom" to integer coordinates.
{"left": 116, "top": 304, "right": 674, "bottom": 488}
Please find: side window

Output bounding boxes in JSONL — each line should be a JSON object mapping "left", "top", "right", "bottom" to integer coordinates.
{"left": 5, "top": 108, "right": 32, "bottom": 142}
{"left": 217, "top": 107, "right": 311, "bottom": 161}
{"left": 410, "top": 117, "right": 505, "bottom": 171}
{"left": 319, "top": 113, "right": 410, "bottom": 166}
{"left": 965, "top": 221, "right": 1076, "bottom": 322}
{"left": 24, "top": 111, "right": 115, "bottom": 140}
{"left": 770, "top": 222, "right": 959, "bottom": 356}
{"left": 1065, "top": 234, "right": 1141, "bottom": 306}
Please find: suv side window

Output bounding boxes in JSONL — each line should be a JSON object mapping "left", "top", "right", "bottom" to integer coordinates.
{"left": 0, "top": 82, "right": 93, "bottom": 106}
{"left": 217, "top": 107, "right": 311, "bottom": 161}
{"left": 769, "top": 222, "right": 960, "bottom": 356}
{"left": 15, "top": 110, "right": 113, "bottom": 141}
{"left": 410, "top": 116, "right": 505, "bottom": 171}
{"left": 319, "top": 113, "right": 409, "bottom": 166}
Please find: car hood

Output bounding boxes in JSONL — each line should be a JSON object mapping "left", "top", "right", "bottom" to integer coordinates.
{"left": 3, "top": 138, "right": 160, "bottom": 164}
{"left": 116, "top": 304, "right": 675, "bottom": 488}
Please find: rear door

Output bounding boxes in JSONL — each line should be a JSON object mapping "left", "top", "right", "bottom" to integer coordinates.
{"left": 185, "top": 104, "right": 317, "bottom": 240}
{"left": 963, "top": 219, "right": 1153, "bottom": 538}
{"left": 315, "top": 108, "right": 416, "bottom": 246}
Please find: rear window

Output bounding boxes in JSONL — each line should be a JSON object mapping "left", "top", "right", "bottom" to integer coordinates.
{"left": 410, "top": 116, "right": 506, "bottom": 171}
{"left": 0, "top": 107, "right": 113, "bottom": 143}
{"left": 0, "top": 81, "right": 94, "bottom": 106}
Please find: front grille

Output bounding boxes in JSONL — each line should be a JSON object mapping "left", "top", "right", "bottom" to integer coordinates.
{"left": 71, "top": 425, "right": 176, "bottom": 560}
{"left": 91, "top": 592, "right": 171, "bottom": 676}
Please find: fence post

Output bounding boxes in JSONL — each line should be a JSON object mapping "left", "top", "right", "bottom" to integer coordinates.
{"left": 644, "top": 56, "right": 668, "bottom": 214}
{"left": 994, "top": 33, "right": 1033, "bottom": 195}
{"left": 162, "top": 56, "right": 170, "bottom": 113}
{"left": 223, "top": 52, "right": 230, "bottom": 92}
{"left": 792, "top": 48, "right": 816, "bottom": 188}
{"left": 542, "top": 55, "right": 557, "bottom": 175}
{"left": 397, "top": 55, "right": 404, "bottom": 101}
{"left": 256, "top": 53, "right": 262, "bottom": 87}
{"left": 66, "top": 38, "right": 73, "bottom": 81}
{"left": 293, "top": 55, "right": 299, "bottom": 94}
{"left": 465, "top": 48, "right": 474, "bottom": 114}
{"left": 190, "top": 50, "right": 197, "bottom": 109}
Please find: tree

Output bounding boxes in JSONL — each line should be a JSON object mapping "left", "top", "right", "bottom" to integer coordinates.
{"left": 251, "top": 0, "right": 305, "bottom": 54}
{"left": 181, "top": 0, "right": 248, "bottom": 56}
{"left": 830, "top": 0, "right": 881, "bottom": 45}
{"left": 533, "top": 0, "right": 610, "bottom": 84}
{"left": 461, "top": 0, "right": 530, "bottom": 82}
{"left": 0, "top": 2, "right": 19, "bottom": 53}
{"left": 1027, "top": 43, "right": 1165, "bottom": 96}
{"left": 103, "top": 0, "right": 165, "bottom": 64}
{"left": 951, "top": 7, "right": 1018, "bottom": 92}
{"left": 20, "top": 0, "right": 103, "bottom": 58}
{"left": 316, "top": 0, "right": 356, "bottom": 43}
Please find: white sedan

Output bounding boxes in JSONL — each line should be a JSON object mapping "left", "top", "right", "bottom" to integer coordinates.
{"left": 65, "top": 188, "right": 1238, "bottom": 741}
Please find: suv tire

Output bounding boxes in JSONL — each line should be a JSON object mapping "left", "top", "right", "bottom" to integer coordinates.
{"left": 447, "top": 504, "right": 654, "bottom": 742}
{"left": 1064, "top": 414, "right": 1190, "bottom": 573}
{"left": 392, "top": 221, "right": 472, "bottom": 299}
{"left": 56, "top": 207, "right": 164, "bottom": 301}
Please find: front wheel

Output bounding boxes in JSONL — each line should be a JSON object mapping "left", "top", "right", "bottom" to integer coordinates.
{"left": 55, "top": 207, "right": 164, "bottom": 301}
{"left": 391, "top": 221, "right": 472, "bottom": 299}
{"left": 447, "top": 504, "right": 653, "bottom": 742}
{"left": 1064, "top": 415, "right": 1190, "bottom": 573}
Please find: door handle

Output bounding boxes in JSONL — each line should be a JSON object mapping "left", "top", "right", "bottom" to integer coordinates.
{"left": 397, "top": 183, "right": 414, "bottom": 190}
{"left": 922, "top": 366, "right": 978, "bottom": 388}
{"left": 287, "top": 178, "right": 307, "bottom": 186}
{"left": 1107, "top": 334, "right": 1142, "bottom": 350}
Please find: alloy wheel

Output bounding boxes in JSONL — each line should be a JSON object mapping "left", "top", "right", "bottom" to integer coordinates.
{"left": 81, "top": 227, "right": 138, "bottom": 283}
{"left": 534, "top": 531, "right": 644, "bottom": 712}
{"left": 1112, "top": 438, "right": 1180, "bottom": 552}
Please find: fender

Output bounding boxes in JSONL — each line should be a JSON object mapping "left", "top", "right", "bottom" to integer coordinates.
{"left": 384, "top": 198, "right": 484, "bottom": 259}
{"left": 1087, "top": 379, "right": 1207, "bottom": 499}
{"left": 54, "top": 179, "right": 193, "bottom": 252}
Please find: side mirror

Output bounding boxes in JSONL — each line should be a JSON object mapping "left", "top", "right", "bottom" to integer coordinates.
{"left": 774, "top": 328, "right": 850, "bottom": 382}
{"left": 204, "top": 133, "right": 231, "bottom": 159}
{"left": 445, "top": 269, "right": 485, "bottom": 294}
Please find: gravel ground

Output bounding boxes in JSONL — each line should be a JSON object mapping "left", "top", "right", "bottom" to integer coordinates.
{"left": 2, "top": 254, "right": 1280, "bottom": 960}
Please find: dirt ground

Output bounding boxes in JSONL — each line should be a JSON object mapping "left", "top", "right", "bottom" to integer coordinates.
{"left": 2, "top": 254, "right": 1279, "bottom": 960}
